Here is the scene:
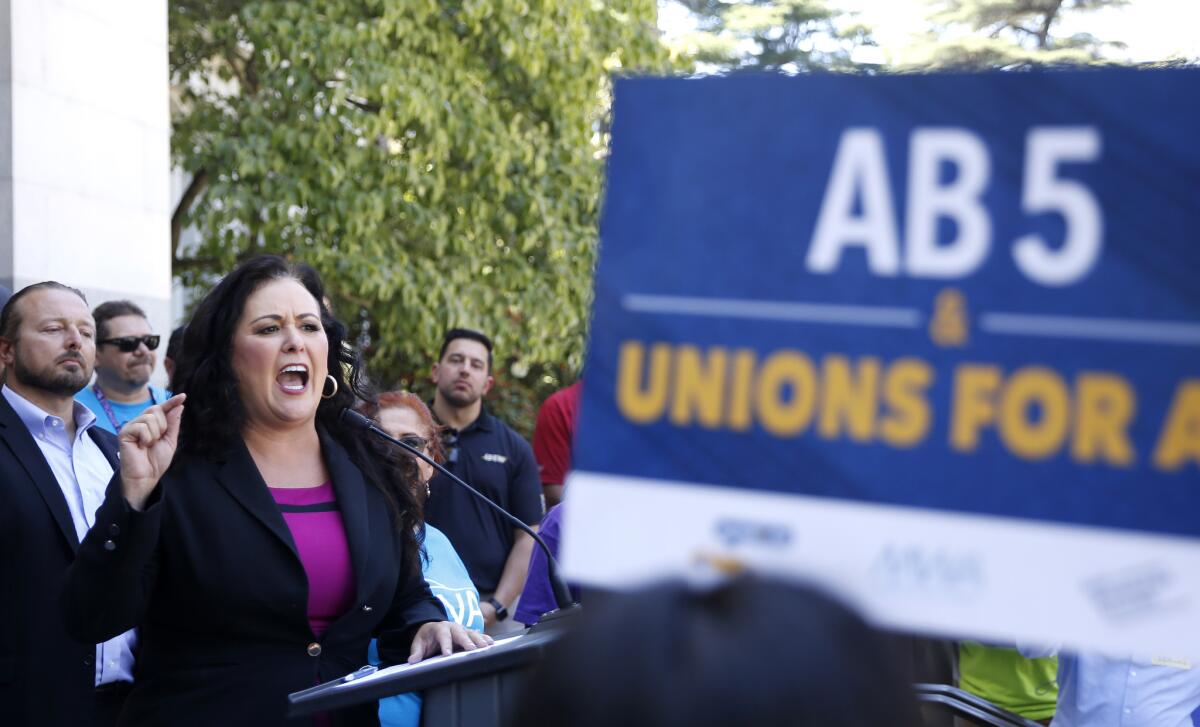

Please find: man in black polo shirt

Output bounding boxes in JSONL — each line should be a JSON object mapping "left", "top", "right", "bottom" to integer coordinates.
{"left": 424, "top": 328, "right": 543, "bottom": 633}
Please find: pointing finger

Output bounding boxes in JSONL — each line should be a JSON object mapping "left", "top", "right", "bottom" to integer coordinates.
{"left": 159, "top": 393, "right": 186, "bottom": 414}
{"left": 164, "top": 400, "right": 184, "bottom": 445}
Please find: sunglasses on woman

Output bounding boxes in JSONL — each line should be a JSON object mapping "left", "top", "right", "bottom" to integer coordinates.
{"left": 399, "top": 436, "right": 428, "bottom": 453}
{"left": 98, "top": 335, "right": 161, "bottom": 353}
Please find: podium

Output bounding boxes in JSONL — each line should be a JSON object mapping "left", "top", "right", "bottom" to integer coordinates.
{"left": 287, "top": 615, "right": 572, "bottom": 726}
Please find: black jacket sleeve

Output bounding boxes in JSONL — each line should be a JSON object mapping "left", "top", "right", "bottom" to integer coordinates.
{"left": 61, "top": 472, "right": 163, "bottom": 643}
{"left": 372, "top": 556, "right": 447, "bottom": 666}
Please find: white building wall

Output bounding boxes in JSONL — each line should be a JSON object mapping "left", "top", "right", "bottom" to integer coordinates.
{"left": 1, "top": 0, "right": 172, "bottom": 384}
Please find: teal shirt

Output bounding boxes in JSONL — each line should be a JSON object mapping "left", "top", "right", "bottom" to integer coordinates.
{"left": 75, "top": 385, "right": 171, "bottom": 435}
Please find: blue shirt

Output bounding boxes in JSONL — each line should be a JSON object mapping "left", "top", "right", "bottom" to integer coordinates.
{"left": 1021, "top": 644, "right": 1200, "bottom": 726}
{"left": 2, "top": 386, "right": 137, "bottom": 686}
{"left": 370, "top": 525, "right": 483, "bottom": 727}
{"left": 75, "top": 384, "right": 170, "bottom": 434}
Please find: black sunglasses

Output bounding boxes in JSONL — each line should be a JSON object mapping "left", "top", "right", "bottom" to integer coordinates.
{"left": 399, "top": 436, "right": 428, "bottom": 453}
{"left": 98, "top": 335, "right": 161, "bottom": 353}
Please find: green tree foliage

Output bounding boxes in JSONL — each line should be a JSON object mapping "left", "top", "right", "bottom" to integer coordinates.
{"left": 664, "top": 0, "right": 874, "bottom": 72}
{"left": 905, "top": 0, "right": 1129, "bottom": 69}
{"left": 169, "top": 0, "right": 668, "bottom": 434}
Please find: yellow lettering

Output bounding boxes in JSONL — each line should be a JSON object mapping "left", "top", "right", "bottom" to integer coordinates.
{"left": 727, "top": 349, "right": 757, "bottom": 431}
{"left": 1153, "top": 381, "right": 1200, "bottom": 471}
{"left": 669, "top": 346, "right": 727, "bottom": 428}
{"left": 755, "top": 352, "right": 817, "bottom": 436}
{"left": 819, "top": 355, "right": 879, "bottom": 442}
{"left": 1072, "top": 373, "right": 1136, "bottom": 467}
{"left": 999, "top": 367, "right": 1070, "bottom": 461}
{"left": 880, "top": 358, "right": 934, "bottom": 447}
{"left": 950, "top": 364, "right": 1001, "bottom": 452}
{"left": 616, "top": 341, "right": 671, "bottom": 424}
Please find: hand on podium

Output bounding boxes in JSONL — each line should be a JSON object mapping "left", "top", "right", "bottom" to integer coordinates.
{"left": 409, "top": 621, "right": 493, "bottom": 664}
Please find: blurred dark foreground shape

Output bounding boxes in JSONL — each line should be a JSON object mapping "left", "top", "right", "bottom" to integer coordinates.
{"left": 509, "top": 574, "right": 921, "bottom": 727}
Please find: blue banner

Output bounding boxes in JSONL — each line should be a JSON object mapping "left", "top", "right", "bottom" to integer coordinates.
{"left": 576, "top": 69, "right": 1200, "bottom": 539}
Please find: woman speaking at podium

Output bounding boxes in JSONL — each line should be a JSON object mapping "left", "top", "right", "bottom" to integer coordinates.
{"left": 63, "top": 256, "right": 488, "bottom": 726}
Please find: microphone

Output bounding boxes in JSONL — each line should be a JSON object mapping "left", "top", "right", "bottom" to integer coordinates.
{"left": 340, "top": 407, "right": 578, "bottom": 615}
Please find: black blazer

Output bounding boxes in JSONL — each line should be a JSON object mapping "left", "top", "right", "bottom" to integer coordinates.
{"left": 62, "top": 428, "right": 446, "bottom": 726}
{"left": 0, "top": 390, "right": 120, "bottom": 726}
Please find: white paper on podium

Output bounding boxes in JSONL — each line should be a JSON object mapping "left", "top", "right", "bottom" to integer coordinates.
{"left": 332, "top": 633, "right": 525, "bottom": 689}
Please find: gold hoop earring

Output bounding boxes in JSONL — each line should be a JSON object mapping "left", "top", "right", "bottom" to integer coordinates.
{"left": 322, "top": 374, "right": 339, "bottom": 399}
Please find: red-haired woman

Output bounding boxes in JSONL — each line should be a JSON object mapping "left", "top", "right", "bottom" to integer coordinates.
{"left": 360, "top": 391, "right": 485, "bottom": 727}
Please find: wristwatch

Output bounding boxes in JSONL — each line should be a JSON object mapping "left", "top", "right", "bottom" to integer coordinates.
{"left": 486, "top": 597, "right": 509, "bottom": 621}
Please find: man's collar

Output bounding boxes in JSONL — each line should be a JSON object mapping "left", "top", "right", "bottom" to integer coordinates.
{"left": 2, "top": 384, "right": 97, "bottom": 435}
{"left": 467, "top": 409, "right": 493, "bottom": 433}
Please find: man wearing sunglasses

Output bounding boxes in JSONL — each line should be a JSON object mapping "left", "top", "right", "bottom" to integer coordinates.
{"left": 75, "top": 300, "right": 170, "bottom": 434}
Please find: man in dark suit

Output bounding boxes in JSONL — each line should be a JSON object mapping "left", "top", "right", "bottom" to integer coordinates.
{"left": 0, "top": 282, "right": 126, "bottom": 726}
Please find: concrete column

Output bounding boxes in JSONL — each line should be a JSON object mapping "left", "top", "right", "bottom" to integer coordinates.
{"left": 0, "top": 0, "right": 172, "bottom": 383}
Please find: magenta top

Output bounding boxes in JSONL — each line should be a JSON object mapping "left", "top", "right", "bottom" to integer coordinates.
{"left": 268, "top": 482, "right": 355, "bottom": 637}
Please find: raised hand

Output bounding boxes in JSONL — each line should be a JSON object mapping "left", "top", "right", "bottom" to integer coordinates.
{"left": 119, "top": 394, "right": 186, "bottom": 511}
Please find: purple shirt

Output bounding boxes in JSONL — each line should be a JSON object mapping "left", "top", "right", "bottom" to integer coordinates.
{"left": 268, "top": 482, "right": 355, "bottom": 636}
{"left": 514, "top": 504, "right": 580, "bottom": 625}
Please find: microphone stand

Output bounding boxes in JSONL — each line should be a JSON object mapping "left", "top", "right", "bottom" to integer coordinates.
{"left": 340, "top": 408, "right": 579, "bottom": 617}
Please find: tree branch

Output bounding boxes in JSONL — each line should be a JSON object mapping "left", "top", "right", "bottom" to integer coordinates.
{"left": 243, "top": 53, "right": 259, "bottom": 95}
{"left": 1005, "top": 23, "right": 1037, "bottom": 38}
{"left": 345, "top": 96, "right": 381, "bottom": 113}
{"left": 223, "top": 49, "right": 250, "bottom": 93}
{"left": 1036, "top": 0, "right": 1065, "bottom": 49}
{"left": 171, "top": 169, "right": 209, "bottom": 264}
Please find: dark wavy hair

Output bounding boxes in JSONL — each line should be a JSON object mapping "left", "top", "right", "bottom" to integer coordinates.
{"left": 171, "top": 255, "right": 422, "bottom": 574}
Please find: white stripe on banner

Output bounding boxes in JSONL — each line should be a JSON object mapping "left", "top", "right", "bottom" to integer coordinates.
{"left": 561, "top": 471, "right": 1200, "bottom": 656}
{"left": 621, "top": 294, "right": 1200, "bottom": 347}
{"left": 980, "top": 312, "right": 1200, "bottom": 346}
{"left": 622, "top": 294, "right": 921, "bottom": 328}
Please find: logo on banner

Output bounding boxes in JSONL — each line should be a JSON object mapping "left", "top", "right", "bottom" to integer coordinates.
{"left": 1081, "top": 561, "right": 1185, "bottom": 625}
{"left": 713, "top": 517, "right": 793, "bottom": 549}
{"left": 869, "top": 543, "right": 985, "bottom": 599}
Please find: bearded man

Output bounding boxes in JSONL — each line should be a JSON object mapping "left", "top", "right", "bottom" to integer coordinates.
{"left": 0, "top": 282, "right": 130, "bottom": 726}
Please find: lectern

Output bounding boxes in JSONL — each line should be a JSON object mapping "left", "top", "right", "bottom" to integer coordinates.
{"left": 288, "top": 616, "right": 571, "bottom": 726}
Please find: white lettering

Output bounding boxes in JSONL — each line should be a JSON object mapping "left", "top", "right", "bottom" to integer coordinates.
{"left": 466, "top": 592, "right": 484, "bottom": 627}
{"left": 904, "top": 128, "right": 992, "bottom": 277}
{"left": 436, "top": 592, "right": 465, "bottom": 624}
{"left": 806, "top": 125, "right": 1102, "bottom": 287}
{"left": 807, "top": 128, "right": 901, "bottom": 276}
{"left": 1012, "top": 127, "right": 1103, "bottom": 286}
